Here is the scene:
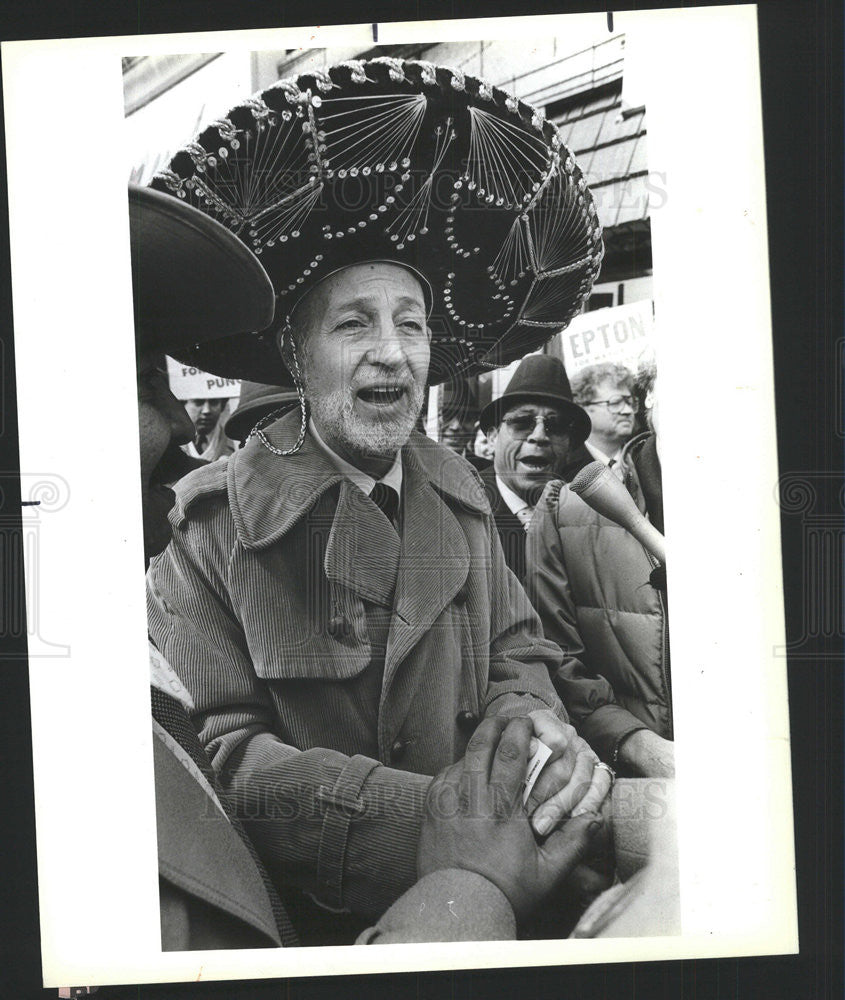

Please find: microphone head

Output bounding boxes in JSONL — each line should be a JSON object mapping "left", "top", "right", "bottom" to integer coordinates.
{"left": 569, "top": 461, "right": 609, "bottom": 496}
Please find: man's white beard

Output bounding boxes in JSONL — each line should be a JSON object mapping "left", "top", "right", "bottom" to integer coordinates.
{"left": 308, "top": 384, "right": 425, "bottom": 462}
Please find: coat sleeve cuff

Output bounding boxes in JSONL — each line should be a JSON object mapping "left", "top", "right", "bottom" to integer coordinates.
{"left": 578, "top": 705, "right": 650, "bottom": 765}
{"left": 314, "top": 755, "right": 382, "bottom": 911}
{"left": 482, "top": 681, "right": 565, "bottom": 720}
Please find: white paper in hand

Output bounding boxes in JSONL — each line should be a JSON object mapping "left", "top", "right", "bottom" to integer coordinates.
{"left": 522, "top": 739, "right": 553, "bottom": 806}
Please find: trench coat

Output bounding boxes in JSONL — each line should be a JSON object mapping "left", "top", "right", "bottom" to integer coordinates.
{"left": 147, "top": 410, "right": 565, "bottom": 923}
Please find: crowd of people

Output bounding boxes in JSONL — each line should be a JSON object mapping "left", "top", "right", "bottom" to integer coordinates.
{"left": 131, "top": 56, "right": 678, "bottom": 953}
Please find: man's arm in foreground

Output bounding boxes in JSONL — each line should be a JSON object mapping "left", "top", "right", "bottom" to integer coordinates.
{"left": 147, "top": 519, "right": 430, "bottom": 920}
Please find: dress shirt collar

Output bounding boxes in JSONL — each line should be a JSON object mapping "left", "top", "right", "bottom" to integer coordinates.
{"left": 585, "top": 441, "right": 624, "bottom": 466}
{"left": 495, "top": 473, "right": 532, "bottom": 517}
{"left": 308, "top": 417, "right": 403, "bottom": 498}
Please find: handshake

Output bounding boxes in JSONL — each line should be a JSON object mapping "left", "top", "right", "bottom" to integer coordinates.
{"left": 418, "top": 710, "right": 614, "bottom": 924}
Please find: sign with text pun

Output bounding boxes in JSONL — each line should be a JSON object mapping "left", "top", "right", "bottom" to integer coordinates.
{"left": 166, "top": 356, "right": 241, "bottom": 401}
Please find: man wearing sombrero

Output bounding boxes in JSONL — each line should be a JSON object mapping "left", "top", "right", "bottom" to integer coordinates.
{"left": 146, "top": 57, "right": 611, "bottom": 941}
{"left": 132, "top": 184, "right": 606, "bottom": 949}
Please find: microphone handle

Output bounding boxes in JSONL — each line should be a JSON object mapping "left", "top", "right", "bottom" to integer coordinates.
{"left": 575, "top": 473, "right": 667, "bottom": 565}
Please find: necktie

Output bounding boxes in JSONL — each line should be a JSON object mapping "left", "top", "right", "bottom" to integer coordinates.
{"left": 515, "top": 506, "right": 534, "bottom": 530}
{"left": 370, "top": 482, "right": 399, "bottom": 529}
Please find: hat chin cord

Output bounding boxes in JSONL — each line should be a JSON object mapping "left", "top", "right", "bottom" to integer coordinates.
{"left": 248, "top": 319, "right": 308, "bottom": 456}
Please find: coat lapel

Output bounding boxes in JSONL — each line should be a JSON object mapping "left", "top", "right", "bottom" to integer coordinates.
{"left": 324, "top": 479, "right": 401, "bottom": 608}
{"left": 381, "top": 449, "right": 471, "bottom": 711}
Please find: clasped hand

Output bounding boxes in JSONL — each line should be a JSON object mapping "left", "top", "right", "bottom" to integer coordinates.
{"left": 524, "top": 709, "right": 614, "bottom": 836}
{"left": 417, "top": 716, "right": 605, "bottom": 921}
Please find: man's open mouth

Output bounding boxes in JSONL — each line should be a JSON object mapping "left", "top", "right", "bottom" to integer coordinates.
{"left": 357, "top": 385, "right": 407, "bottom": 406}
{"left": 518, "top": 455, "right": 551, "bottom": 473}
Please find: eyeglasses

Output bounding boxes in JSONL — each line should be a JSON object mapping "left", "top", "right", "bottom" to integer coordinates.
{"left": 501, "top": 414, "right": 573, "bottom": 438}
{"left": 582, "top": 395, "right": 639, "bottom": 414}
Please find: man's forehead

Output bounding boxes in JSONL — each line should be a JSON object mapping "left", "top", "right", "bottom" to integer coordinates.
{"left": 595, "top": 378, "right": 630, "bottom": 393}
{"left": 297, "top": 261, "right": 428, "bottom": 319}
{"left": 325, "top": 264, "right": 425, "bottom": 302}
{"left": 503, "top": 401, "right": 565, "bottom": 419}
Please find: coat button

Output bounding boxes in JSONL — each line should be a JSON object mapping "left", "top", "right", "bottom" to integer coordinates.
{"left": 456, "top": 710, "right": 478, "bottom": 733}
{"left": 390, "top": 740, "right": 408, "bottom": 763}
{"left": 327, "top": 615, "right": 350, "bottom": 638}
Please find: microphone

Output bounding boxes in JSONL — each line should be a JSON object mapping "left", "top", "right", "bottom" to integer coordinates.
{"left": 568, "top": 461, "right": 666, "bottom": 565}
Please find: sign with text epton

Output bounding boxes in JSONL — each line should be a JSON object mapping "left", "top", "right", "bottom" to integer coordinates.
{"left": 561, "top": 299, "right": 655, "bottom": 376}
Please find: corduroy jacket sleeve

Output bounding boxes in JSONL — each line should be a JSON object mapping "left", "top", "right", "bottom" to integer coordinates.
{"left": 524, "top": 487, "right": 648, "bottom": 765}
{"left": 147, "top": 519, "right": 430, "bottom": 921}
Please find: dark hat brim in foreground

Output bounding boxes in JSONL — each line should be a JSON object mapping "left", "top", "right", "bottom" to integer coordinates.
{"left": 129, "top": 184, "right": 275, "bottom": 354}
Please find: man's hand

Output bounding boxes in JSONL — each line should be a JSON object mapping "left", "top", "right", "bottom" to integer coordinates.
{"left": 418, "top": 716, "right": 604, "bottom": 922}
{"left": 525, "top": 709, "right": 613, "bottom": 836}
{"left": 616, "top": 729, "right": 675, "bottom": 777}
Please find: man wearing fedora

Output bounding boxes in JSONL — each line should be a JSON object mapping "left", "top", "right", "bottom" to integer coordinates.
{"left": 478, "top": 354, "right": 592, "bottom": 580}
{"left": 145, "top": 58, "right": 612, "bottom": 941}
{"left": 223, "top": 380, "right": 299, "bottom": 446}
{"left": 131, "top": 184, "right": 605, "bottom": 950}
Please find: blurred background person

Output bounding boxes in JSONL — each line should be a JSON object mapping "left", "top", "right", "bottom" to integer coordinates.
{"left": 472, "top": 422, "right": 494, "bottom": 464}
{"left": 181, "top": 395, "right": 237, "bottom": 461}
{"left": 478, "top": 355, "right": 591, "bottom": 579}
{"left": 439, "top": 378, "right": 490, "bottom": 470}
{"left": 182, "top": 396, "right": 235, "bottom": 461}
{"left": 224, "top": 381, "right": 299, "bottom": 448}
{"left": 568, "top": 362, "right": 638, "bottom": 478}
{"left": 526, "top": 358, "right": 673, "bottom": 778}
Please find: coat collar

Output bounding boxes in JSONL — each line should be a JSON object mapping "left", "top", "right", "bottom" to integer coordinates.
{"left": 227, "top": 410, "right": 490, "bottom": 551}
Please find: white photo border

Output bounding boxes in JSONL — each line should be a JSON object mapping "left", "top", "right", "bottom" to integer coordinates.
{"left": 2, "top": 5, "right": 798, "bottom": 987}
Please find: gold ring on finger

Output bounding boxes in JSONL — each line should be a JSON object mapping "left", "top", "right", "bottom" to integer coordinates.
{"left": 593, "top": 761, "right": 616, "bottom": 785}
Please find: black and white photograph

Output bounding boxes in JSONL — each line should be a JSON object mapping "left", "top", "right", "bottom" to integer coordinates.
{"left": 1, "top": 4, "right": 814, "bottom": 991}
{"left": 128, "top": 35, "right": 675, "bottom": 953}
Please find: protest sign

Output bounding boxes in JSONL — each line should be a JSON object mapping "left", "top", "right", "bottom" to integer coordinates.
{"left": 560, "top": 299, "right": 655, "bottom": 376}
{"left": 165, "top": 356, "right": 241, "bottom": 400}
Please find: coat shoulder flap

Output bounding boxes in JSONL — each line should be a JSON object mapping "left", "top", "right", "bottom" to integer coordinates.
{"left": 169, "top": 457, "right": 231, "bottom": 528}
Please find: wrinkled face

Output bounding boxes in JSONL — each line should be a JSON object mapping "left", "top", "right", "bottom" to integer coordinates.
{"left": 137, "top": 353, "right": 195, "bottom": 560}
{"left": 184, "top": 397, "right": 226, "bottom": 435}
{"left": 582, "top": 378, "right": 636, "bottom": 447}
{"left": 488, "top": 401, "right": 572, "bottom": 503}
{"left": 440, "top": 413, "right": 476, "bottom": 454}
{"left": 290, "top": 263, "right": 431, "bottom": 471}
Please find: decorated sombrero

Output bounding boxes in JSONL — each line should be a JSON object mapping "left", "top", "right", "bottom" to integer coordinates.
{"left": 151, "top": 57, "right": 603, "bottom": 386}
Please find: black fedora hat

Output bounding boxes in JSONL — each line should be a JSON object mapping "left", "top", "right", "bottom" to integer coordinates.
{"left": 128, "top": 185, "right": 275, "bottom": 353}
{"left": 223, "top": 381, "right": 299, "bottom": 442}
{"left": 150, "top": 57, "right": 603, "bottom": 386}
{"left": 479, "top": 354, "right": 591, "bottom": 445}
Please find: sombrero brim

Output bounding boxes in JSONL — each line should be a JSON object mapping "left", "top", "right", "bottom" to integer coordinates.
{"left": 129, "top": 185, "right": 275, "bottom": 353}
{"left": 151, "top": 58, "right": 603, "bottom": 385}
{"left": 479, "top": 390, "right": 591, "bottom": 445}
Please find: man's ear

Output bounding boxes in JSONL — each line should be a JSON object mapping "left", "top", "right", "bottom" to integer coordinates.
{"left": 486, "top": 426, "right": 498, "bottom": 451}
